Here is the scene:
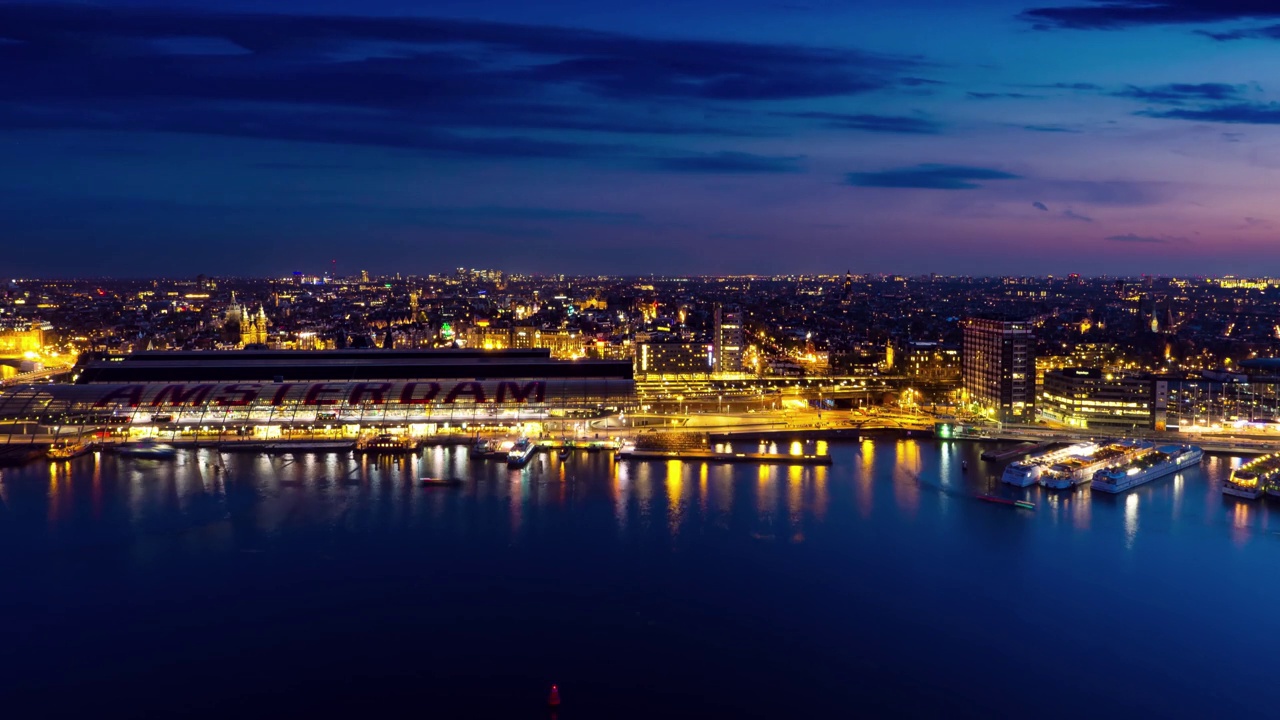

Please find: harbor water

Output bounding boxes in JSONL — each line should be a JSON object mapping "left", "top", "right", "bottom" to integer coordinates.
{"left": 1, "top": 438, "right": 1276, "bottom": 718}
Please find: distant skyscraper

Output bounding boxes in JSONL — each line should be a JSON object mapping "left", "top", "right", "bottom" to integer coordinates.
{"left": 961, "top": 317, "right": 1034, "bottom": 424}
{"left": 713, "top": 303, "right": 744, "bottom": 373}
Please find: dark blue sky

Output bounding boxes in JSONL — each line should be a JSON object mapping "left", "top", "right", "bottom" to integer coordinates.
{"left": 4, "top": 0, "right": 1280, "bottom": 277}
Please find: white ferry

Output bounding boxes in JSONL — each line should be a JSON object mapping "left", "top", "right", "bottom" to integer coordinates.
{"left": 507, "top": 438, "right": 537, "bottom": 466}
{"left": 1000, "top": 442, "right": 1099, "bottom": 487}
{"left": 1224, "top": 453, "right": 1280, "bottom": 500}
{"left": 1038, "top": 439, "right": 1153, "bottom": 489}
{"left": 1091, "top": 444, "right": 1203, "bottom": 494}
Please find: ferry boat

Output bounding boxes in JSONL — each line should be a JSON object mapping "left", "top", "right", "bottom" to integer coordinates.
{"left": 1001, "top": 441, "right": 1098, "bottom": 487}
{"left": 116, "top": 437, "right": 177, "bottom": 459}
{"left": 359, "top": 434, "right": 417, "bottom": 454}
{"left": 1224, "top": 453, "right": 1280, "bottom": 499}
{"left": 469, "top": 437, "right": 494, "bottom": 458}
{"left": 507, "top": 438, "right": 537, "bottom": 466}
{"left": 47, "top": 439, "right": 96, "bottom": 460}
{"left": 1037, "top": 439, "right": 1152, "bottom": 489}
{"left": 1091, "top": 444, "right": 1203, "bottom": 494}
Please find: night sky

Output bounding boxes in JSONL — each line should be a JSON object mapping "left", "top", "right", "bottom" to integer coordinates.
{"left": 5, "top": 0, "right": 1280, "bottom": 277}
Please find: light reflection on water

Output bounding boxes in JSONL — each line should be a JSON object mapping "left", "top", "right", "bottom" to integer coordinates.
{"left": 1, "top": 440, "right": 1277, "bottom": 555}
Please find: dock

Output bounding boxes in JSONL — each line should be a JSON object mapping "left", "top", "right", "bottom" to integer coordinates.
{"left": 617, "top": 448, "right": 832, "bottom": 465}
{"left": 981, "top": 441, "right": 1056, "bottom": 463}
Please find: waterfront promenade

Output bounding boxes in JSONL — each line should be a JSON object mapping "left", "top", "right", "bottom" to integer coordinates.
{"left": 3, "top": 406, "right": 1279, "bottom": 458}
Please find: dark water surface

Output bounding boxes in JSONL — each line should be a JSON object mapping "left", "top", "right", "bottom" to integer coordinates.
{"left": 1, "top": 439, "right": 1276, "bottom": 719}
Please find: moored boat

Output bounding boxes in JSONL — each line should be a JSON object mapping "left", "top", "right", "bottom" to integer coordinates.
{"left": 359, "top": 434, "right": 417, "bottom": 454}
{"left": 1001, "top": 441, "right": 1098, "bottom": 487}
{"left": 1038, "top": 439, "right": 1152, "bottom": 489}
{"left": 1225, "top": 454, "right": 1280, "bottom": 500}
{"left": 47, "top": 439, "right": 96, "bottom": 460}
{"left": 507, "top": 438, "right": 537, "bottom": 466}
{"left": 469, "top": 437, "right": 494, "bottom": 458}
{"left": 1091, "top": 444, "right": 1203, "bottom": 494}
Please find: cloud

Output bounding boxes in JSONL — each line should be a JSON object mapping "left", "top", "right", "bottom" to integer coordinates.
{"left": 774, "top": 111, "right": 941, "bottom": 134}
{"left": 1032, "top": 201, "right": 1050, "bottom": 211}
{"left": 967, "top": 92, "right": 1040, "bottom": 100}
{"left": 708, "top": 232, "right": 770, "bottom": 241}
{"left": 1026, "top": 82, "right": 1104, "bottom": 90}
{"left": 1199, "top": 24, "right": 1280, "bottom": 40}
{"left": 1020, "top": 1, "right": 1280, "bottom": 30}
{"left": 1023, "top": 124, "right": 1083, "bottom": 133}
{"left": 1138, "top": 103, "right": 1280, "bottom": 124}
{"left": 649, "top": 152, "right": 805, "bottom": 173}
{"left": 0, "top": 2, "right": 925, "bottom": 156}
{"left": 900, "top": 77, "right": 946, "bottom": 87}
{"left": 1105, "top": 233, "right": 1185, "bottom": 244}
{"left": 845, "top": 164, "right": 1020, "bottom": 190}
{"left": 1063, "top": 208, "right": 1094, "bottom": 222}
{"left": 1114, "top": 83, "right": 1245, "bottom": 104}
{"left": 1017, "top": 179, "right": 1168, "bottom": 206}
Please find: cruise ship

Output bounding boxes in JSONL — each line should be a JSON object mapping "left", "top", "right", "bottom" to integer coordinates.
{"left": 507, "top": 438, "right": 537, "bottom": 466}
{"left": 1000, "top": 442, "right": 1099, "bottom": 487}
{"left": 1091, "top": 444, "right": 1203, "bottom": 494}
{"left": 1038, "top": 439, "right": 1154, "bottom": 489}
{"left": 1224, "top": 453, "right": 1280, "bottom": 500}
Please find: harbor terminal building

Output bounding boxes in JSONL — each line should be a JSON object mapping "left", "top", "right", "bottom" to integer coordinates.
{"left": 0, "top": 349, "right": 635, "bottom": 441}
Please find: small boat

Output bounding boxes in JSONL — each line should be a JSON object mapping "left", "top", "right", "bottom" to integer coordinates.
{"left": 469, "top": 437, "right": 494, "bottom": 458}
{"left": 507, "top": 438, "right": 537, "bottom": 466}
{"left": 976, "top": 493, "right": 1034, "bottom": 510}
{"left": 558, "top": 446, "right": 570, "bottom": 460}
{"left": 117, "top": 437, "right": 177, "bottom": 458}
{"left": 360, "top": 434, "right": 417, "bottom": 454}
{"left": 47, "top": 439, "right": 96, "bottom": 460}
{"left": 419, "top": 477, "right": 463, "bottom": 488}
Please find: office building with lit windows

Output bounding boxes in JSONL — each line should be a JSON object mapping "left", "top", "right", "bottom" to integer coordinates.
{"left": 1039, "top": 368, "right": 1154, "bottom": 430}
{"left": 713, "top": 304, "right": 744, "bottom": 373}
{"left": 961, "top": 316, "right": 1034, "bottom": 424}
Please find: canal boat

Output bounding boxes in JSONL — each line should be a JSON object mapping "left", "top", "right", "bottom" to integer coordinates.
{"left": 1037, "top": 439, "right": 1152, "bottom": 489}
{"left": 1091, "top": 444, "right": 1203, "bottom": 494}
{"left": 47, "top": 439, "right": 96, "bottom": 460}
{"left": 1000, "top": 441, "right": 1098, "bottom": 487}
{"left": 1224, "top": 454, "right": 1280, "bottom": 500}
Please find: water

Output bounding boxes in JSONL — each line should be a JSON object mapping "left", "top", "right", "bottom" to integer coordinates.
{"left": 0, "top": 439, "right": 1275, "bottom": 718}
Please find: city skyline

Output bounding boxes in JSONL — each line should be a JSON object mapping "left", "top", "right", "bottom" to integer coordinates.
{"left": 6, "top": 0, "right": 1280, "bottom": 276}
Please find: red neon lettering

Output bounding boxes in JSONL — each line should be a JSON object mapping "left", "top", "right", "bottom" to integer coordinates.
{"left": 444, "top": 381, "right": 487, "bottom": 404}
{"left": 151, "top": 384, "right": 215, "bottom": 407}
{"left": 496, "top": 380, "right": 545, "bottom": 403}
{"left": 350, "top": 382, "right": 392, "bottom": 405}
{"left": 95, "top": 384, "right": 145, "bottom": 408}
{"left": 213, "top": 383, "right": 262, "bottom": 407}
{"left": 269, "top": 384, "right": 295, "bottom": 405}
{"left": 399, "top": 382, "right": 441, "bottom": 405}
{"left": 303, "top": 383, "right": 344, "bottom": 406}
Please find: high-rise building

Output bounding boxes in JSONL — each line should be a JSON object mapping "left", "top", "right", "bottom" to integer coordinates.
{"left": 713, "top": 304, "right": 743, "bottom": 373}
{"left": 961, "top": 317, "right": 1034, "bottom": 424}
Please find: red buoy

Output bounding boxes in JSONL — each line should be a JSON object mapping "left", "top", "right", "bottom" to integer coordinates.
{"left": 548, "top": 685, "right": 561, "bottom": 708}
